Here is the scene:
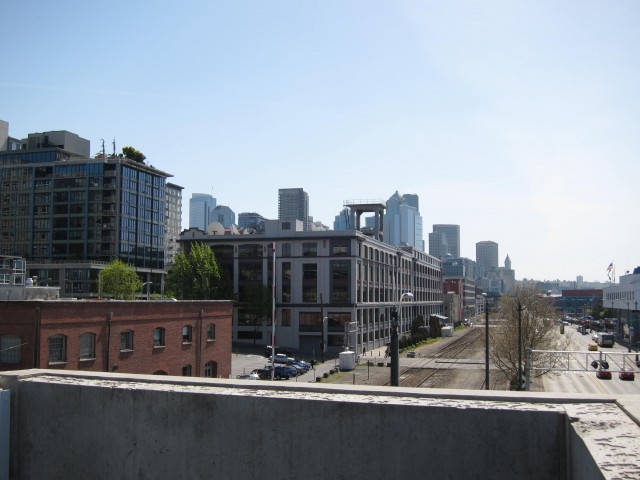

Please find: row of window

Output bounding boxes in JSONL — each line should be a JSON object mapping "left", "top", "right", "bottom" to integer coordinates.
{"left": 0, "top": 324, "right": 217, "bottom": 365}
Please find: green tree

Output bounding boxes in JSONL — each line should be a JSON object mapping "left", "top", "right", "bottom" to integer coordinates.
{"left": 493, "top": 285, "right": 571, "bottom": 389}
{"left": 99, "top": 260, "right": 143, "bottom": 300}
{"left": 166, "top": 243, "right": 222, "bottom": 300}
{"left": 122, "top": 146, "right": 146, "bottom": 163}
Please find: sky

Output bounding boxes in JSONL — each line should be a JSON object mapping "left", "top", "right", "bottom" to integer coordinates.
{"left": 2, "top": 1, "right": 639, "bottom": 283}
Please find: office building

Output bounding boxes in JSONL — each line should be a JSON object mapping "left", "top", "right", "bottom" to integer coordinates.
{"left": 238, "top": 212, "right": 266, "bottom": 231}
{"left": 179, "top": 219, "right": 443, "bottom": 354}
{"left": 428, "top": 231, "right": 449, "bottom": 259}
{"left": 0, "top": 123, "right": 173, "bottom": 298}
{"left": 211, "top": 205, "right": 235, "bottom": 228}
{"left": 278, "top": 188, "right": 309, "bottom": 231}
{"left": 432, "top": 224, "right": 460, "bottom": 258}
{"left": 165, "top": 183, "right": 183, "bottom": 268}
{"left": 189, "top": 193, "right": 216, "bottom": 231}
{"left": 384, "top": 191, "right": 424, "bottom": 251}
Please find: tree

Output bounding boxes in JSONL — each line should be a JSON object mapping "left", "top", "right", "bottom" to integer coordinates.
{"left": 165, "top": 243, "right": 222, "bottom": 300}
{"left": 122, "top": 146, "right": 146, "bottom": 163}
{"left": 493, "top": 285, "right": 571, "bottom": 389}
{"left": 99, "top": 260, "right": 143, "bottom": 300}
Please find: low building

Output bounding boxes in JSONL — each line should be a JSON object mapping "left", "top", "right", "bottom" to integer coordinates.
{"left": 0, "top": 300, "right": 232, "bottom": 378}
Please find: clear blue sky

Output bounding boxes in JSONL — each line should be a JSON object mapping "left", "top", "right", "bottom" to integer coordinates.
{"left": 3, "top": 1, "right": 639, "bottom": 282}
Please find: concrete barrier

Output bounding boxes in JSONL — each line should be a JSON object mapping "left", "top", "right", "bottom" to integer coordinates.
{"left": 1, "top": 370, "right": 638, "bottom": 479}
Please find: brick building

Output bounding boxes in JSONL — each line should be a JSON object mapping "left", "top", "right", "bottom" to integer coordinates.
{"left": 0, "top": 300, "right": 232, "bottom": 378}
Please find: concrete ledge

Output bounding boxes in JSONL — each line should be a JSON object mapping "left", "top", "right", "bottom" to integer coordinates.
{"left": 1, "top": 370, "right": 638, "bottom": 480}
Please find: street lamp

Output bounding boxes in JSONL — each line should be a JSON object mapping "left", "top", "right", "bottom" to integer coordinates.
{"left": 482, "top": 293, "right": 490, "bottom": 390}
{"left": 391, "top": 292, "right": 414, "bottom": 387}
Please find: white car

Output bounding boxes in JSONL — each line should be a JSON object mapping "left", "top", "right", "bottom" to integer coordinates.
{"left": 591, "top": 333, "right": 599, "bottom": 342}
{"left": 269, "top": 354, "right": 295, "bottom": 364}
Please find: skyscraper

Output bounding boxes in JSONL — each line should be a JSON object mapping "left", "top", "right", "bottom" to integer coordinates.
{"left": 428, "top": 231, "right": 449, "bottom": 259}
{"left": 432, "top": 224, "right": 460, "bottom": 258}
{"left": 189, "top": 193, "right": 216, "bottom": 231}
{"left": 278, "top": 188, "right": 309, "bottom": 231}
{"left": 476, "top": 241, "right": 499, "bottom": 279}
{"left": 384, "top": 192, "right": 424, "bottom": 251}
{"left": 211, "top": 205, "right": 235, "bottom": 228}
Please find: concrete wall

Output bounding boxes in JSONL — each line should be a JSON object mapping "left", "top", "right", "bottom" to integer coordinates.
{"left": 1, "top": 370, "right": 638, "bottom": 480}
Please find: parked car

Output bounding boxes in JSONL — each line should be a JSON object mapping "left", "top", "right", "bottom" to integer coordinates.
{"left": 619, "top": 368, "right": 635, "bottom": 381}
{"left": 291, "top": 361, "right": 310, "bottom": 373}
{"left": 407, "top": 351, "right": 416, "bottom": 358}
{"left": 596, "top": 369, "right": 612, "bottom": 380}
{"left": 268, "top": 353, "right": 296, "bottom": 365}
{"left": 264, "top": 346, "right": 292, "bottom": 358}
{"left": 588, "top": 342, "right": 598, "bottom": 351}
{"left": 251, "top": 369, "right": 271, "bottom": 380}
{"left": 591, "top": 333, "right": 599, "bottom": 342}
{"left": 262, "top": 365, "right": 291, "bottom": 380}
{"left": 236, "top": 373, "right": 261, "bottom": 380}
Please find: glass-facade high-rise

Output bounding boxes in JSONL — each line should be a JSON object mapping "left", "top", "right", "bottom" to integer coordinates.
{"left": 0, "top": 128, "right": 173, "bottom": 297}
{"left": 384, "top": 191, "right": 424, "bottom": 251}
{"left": 189, "top": 193, "right": 216, "bottom": 231}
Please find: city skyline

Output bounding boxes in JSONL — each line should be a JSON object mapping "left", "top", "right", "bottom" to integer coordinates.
{"left": 2, "top": 1, "right": 638, "bottom": 282}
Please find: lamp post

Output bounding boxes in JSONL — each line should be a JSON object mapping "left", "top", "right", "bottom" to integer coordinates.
{"left": 391, "top": 292, "right": 414, "bottom": 387}
{"left": 482, "top": 293, "right": 490, "bottom": 390}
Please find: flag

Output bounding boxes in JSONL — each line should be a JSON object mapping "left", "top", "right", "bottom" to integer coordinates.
{"left": 606, "top": 262, "right": 613, "bottom": 273}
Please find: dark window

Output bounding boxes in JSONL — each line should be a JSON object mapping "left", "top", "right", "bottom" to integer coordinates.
{"left": 302, "top": 263, "right": 317, "bottom": 302}
{"left": 79, "top": 333, "right": 96, "bottom": 360}
{"left": 302, "top": 242, "right": 317, "bottom": 257}
{"left": 120, "top": 330, "right": 134, "bottom": 351}
{"left": 207, "top": 324, "right": 216, "bottom": 340}
{"left": 182, "top": 325, "right": 193, "bottom": 343}
{"left": 48, "top": 334, "right": 67, "bottom": 363}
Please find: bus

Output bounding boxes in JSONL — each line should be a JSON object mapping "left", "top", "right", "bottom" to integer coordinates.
{"left": 596, "top": 333, "right": 614, "bottom": 348}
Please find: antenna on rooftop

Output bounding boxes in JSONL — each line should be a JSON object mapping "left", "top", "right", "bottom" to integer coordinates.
{"left": 112, "top": 137, "right": 116, "bottom": 156}
{"left": 101, "top": 139, "right": 105, "bottom": 157}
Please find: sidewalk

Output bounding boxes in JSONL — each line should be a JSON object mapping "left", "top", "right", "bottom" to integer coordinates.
{"left": 295, "top": 344, "right": 390, "bottom": 383}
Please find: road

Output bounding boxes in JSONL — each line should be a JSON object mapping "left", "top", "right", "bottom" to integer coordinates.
{"left": 542, "top": 323, "right": 640, "bottom": 395}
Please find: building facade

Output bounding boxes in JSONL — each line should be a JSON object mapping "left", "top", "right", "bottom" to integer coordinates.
{"left": 188, "top": 193, "right": 216, "bottom": 231}
{"left": 211, "top": 205, "right": 235, "bottom": 228}
{"left": 165, "top": 182, "right": 183, "bottom": 268}
{"left": 179, "top": 219, "right": 443, "bottom": 356}
{"left": 278, "top": 188, "right": 309, "bottom": 231}
{"left": 432, "top": 224, "right": 460, "bottom": 258}
{"left": 0, "top": 300, "right": 232, "bottom": 377}
{"left": 603, "top": 268, "right": 640, "bottom": 348}
{"left": 384, "top": 191, "right": 424, "bottom": 252}
{"left": 0, "top": 126, "right": 174, "bottom": 298}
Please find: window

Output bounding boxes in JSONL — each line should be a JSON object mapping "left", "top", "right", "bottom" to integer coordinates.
{"left": 204, "top": 361, "right": 217, "bottom": 378}
{"left": 0, "top": 335, "right": 21, "bottom": 364}
{"left": 207, "top": 324, "right": 216, "bottom": 341}
{"left": 302, "top": 242, "right": 317, "bottom": 257}
{"left": 331, "top": 239, "right": 350, "bottom": 256}
{"left": 281, "top": 243, "right": 291, "bottom": 257}
{"left": 182, "top": 365, "right": 192, "bottom": 376}
{"left": 79, "top": 333, "right": 96, "bottom": 360}
{"left": 302, "top": 263, "right": 318, "bottom": 302}
{"left": 49, "top": 334, "right": 67, "bottom": 363}
{"left": 120, "top": 330, "right": 134, "bottom": 351}
{"left": 153, "top": 327, "right": 165, "bottom": 347}
{"left": 182, "top": 325, "right": 193, "bottom": 343}
{"left": 281, "top": 309, "right": 291, "bottom": 327}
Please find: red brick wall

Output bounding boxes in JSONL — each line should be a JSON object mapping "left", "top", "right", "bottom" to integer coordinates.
{"left": 0, "top": 300, "right": 232, "bottom": 378}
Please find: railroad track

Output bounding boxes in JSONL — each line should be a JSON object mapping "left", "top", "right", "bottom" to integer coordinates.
{"left": 383, "top": 327, "right": 495, "bottom": 389}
